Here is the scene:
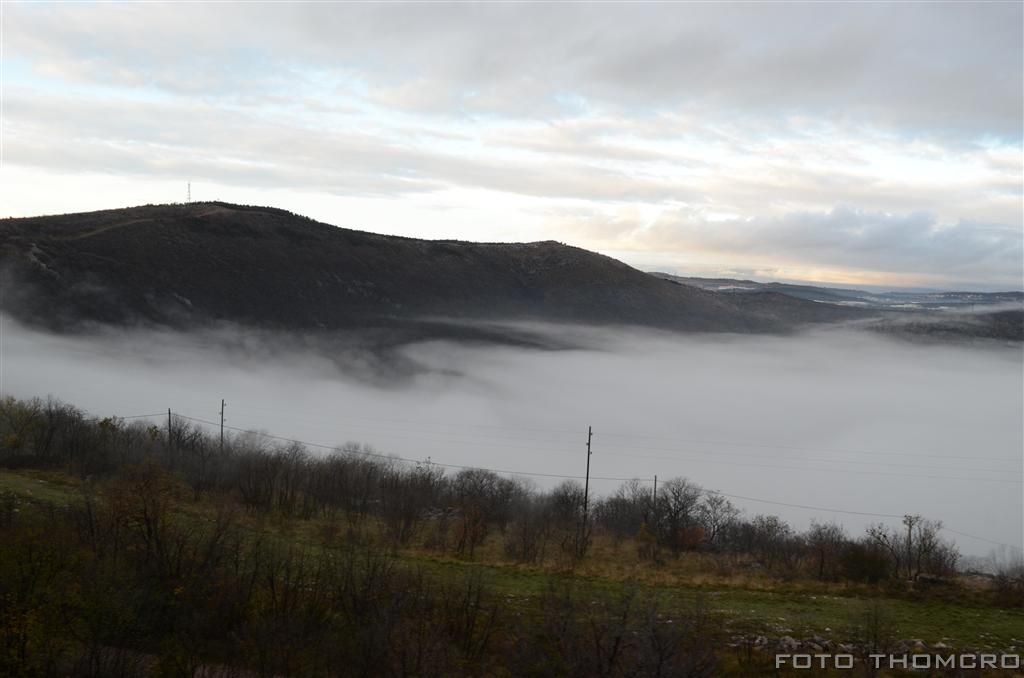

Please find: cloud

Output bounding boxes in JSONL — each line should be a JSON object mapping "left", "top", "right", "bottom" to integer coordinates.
{"left": 633, "top": 206, "right": 1024, "bottom": 288}
{"left": 8, "top": 3, "right": 1021, "bottom": 137}
{"left": 4, "top": 87, "right": 701, "bottom": 203}
{"left": 4, "top": 3, "right": 1022, "bottom": 288}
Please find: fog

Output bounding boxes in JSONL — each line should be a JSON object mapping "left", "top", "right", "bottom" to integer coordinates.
{"left": 1, "top": 315, "right": 1021, "bottom": 557}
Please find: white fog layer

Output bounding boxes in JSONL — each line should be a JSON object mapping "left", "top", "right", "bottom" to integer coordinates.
{"left": 2, "top": 316, "right": 1021, "bottom": 556}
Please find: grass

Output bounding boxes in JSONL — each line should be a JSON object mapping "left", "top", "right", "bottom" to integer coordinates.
{"left": 2, "top": 467, "right": 1021, "bottom": 653}
{"left": 390, "top": 551, "right": 1024, "bottom": 650}
{"left": 0, "top": 467, "right": 84, "bottom": 504}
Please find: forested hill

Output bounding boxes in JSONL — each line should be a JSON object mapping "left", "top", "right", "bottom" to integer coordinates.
{"left": 0, "top": 202, "right": 864, "bottom": 334}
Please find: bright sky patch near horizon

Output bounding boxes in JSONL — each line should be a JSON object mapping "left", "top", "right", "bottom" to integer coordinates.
{"left": 1, "top": 3, "right": 1022, "bottom": 290}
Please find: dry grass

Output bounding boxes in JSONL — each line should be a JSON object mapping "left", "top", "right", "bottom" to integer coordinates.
{"left": 2, "top": 467, "right": 1021, "bottom": 653}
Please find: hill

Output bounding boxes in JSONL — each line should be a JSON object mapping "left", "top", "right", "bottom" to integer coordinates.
{"left": 0, "top": 202, "right": 865, "bottom": 336}
{"left": 652, "top": 272, "right": 1024, "bottom": 310}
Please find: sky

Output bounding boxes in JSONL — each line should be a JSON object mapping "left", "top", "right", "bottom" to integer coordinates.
{"left": 1, "top": 2, "right": 1022, "bottom": 290}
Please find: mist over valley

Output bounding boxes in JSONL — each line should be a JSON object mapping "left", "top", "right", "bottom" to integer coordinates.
{"left": 4, "top": 4, "right": 1024, "bottom": 673}
{"left": 3, "top": 302, "right": 1020, "bottom": 557}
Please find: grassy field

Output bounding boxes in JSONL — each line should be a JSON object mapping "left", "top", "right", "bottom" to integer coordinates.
{"left": 2, "top": 466, "right": 1020, "bottom": 659}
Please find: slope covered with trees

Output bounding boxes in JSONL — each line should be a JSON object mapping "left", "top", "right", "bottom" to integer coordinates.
{"left": 0, "top": 203, "right": 865, "bottom": 335}
{"left": 1, "top": 395, "right": 1020, "bottom": 677}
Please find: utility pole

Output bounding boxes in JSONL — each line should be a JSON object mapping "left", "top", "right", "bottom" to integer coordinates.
{"left": 652, "top": 474, "right": 658, "bottom": 525}
{"left": 167, "top": 408, "right": 172, "bottom": 447}
{"left": 582, "top": 426, "right": 593, "bottom": 524}
{"left": 903, "top": 514, "right": 920, "bottom": 580}
{"left": 578, "top": 426, "right": 592, "bottom": 558}
{"left": 651, "top": 474, "right": 660, "bottom": 559}
{"left": 219, "top": 399, "right": 226, "bottom": 455}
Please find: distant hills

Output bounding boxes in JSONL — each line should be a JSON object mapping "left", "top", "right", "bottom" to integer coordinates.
{"left": 653, "top": 273, "right": 1023, "bottom": 342}
{"left": 0, "top": 202, "right": 868, "bottom": 338}
{"left": 652, "top": 273, "right": 1024, "bottom": 310}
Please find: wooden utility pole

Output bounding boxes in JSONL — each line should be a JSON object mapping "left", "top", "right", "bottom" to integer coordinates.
{"left": 582, "top": 426, "right": 593, "bottom": 524}
{"left": 652, "top": 474, "right": 658, "bottom": 525}
{"left": 577, "top": 426, "right": 593, "bottom": 558}
{"left": 167, "top": 408, "right": 172, "bottom": 447}
{"left": 903, "top": 514, "right": 920, "bottom": 579}
{"left": 219, "top": 399, "right": 226, "bottom": 455}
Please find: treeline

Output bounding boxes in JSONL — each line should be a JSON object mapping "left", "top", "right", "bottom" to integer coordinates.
{"left": 1, "top": 396, "right": 726, "bottom": 677}
{"left": 3, "top": 395, "right": 1022, "bottom": 677}
{"left": 1, "top": 460, "right": 721, "bottom": 677}
{"left": 0, "top": 396, "right": 964, "bottom": 583}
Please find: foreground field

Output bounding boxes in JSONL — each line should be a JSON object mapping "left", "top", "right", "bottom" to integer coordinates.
{"left": 2, "top": 467, "right": 1021, "bottom": 677}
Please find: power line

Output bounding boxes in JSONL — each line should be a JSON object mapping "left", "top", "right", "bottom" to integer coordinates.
{"left": 65, "top": 408, "right": 1024, "bottom": 553}
{"left": 226, "top": 404, "right": 1022, "bottom": 463}
{"left": 173, "top": 412, "right": 1022, "bottom": 485}
{"left": 234, "top": 403, "right": 582, "bottom": 439}
{"left": 86, "top": 412, "right": 168, "bottom": 422}
{"left": 101, "top": 409, "right": 1020, "bottom": 485}
{"left": 589, "top": 444, "right": 1017, "bottom": 475}
{"left": 703, "top": 489, "right": 905, "bottom": 519}
{"left": 206, "top": 409, "right": 1021, "bottom": 480}
{"left": 175, "top": 411, "right": 1023, "bottom": 552}
{"left": 939, "top": 527, "right": 1024, "bottom": 553}
{"left": 216, "top": 409, "right": 1022, "bottom": 473}
{"left": 85, "top": 409, "right": 1024, "bottom": 478}
{"left": 173, "top": 413, "right": 641, "bottom": 483}
{"left": 599, "top": 430, "right": 1023, "bottom": 463}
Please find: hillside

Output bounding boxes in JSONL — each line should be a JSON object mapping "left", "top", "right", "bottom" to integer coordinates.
{"left": 866, "top": 309, "right": 1024, "bottom": 343}
{"left": 0, "top": 202, "right": 865, "bottom": 335}
{"left": 652, "top": 272, "right": 1024, "bottom": 310}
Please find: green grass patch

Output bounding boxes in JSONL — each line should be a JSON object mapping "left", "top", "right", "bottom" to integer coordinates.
{"left": 3, "top": 468, "right": 1020, "bottom": 653}
{"left": 0, "top": 467, "right": 81, "bottom": 504}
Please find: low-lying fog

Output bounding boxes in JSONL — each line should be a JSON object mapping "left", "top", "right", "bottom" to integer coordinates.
{"left": 2, "top": 315, "right": 1021, "bottom": 557}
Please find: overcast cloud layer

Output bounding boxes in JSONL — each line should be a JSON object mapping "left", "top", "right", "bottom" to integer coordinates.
{"left": 2, "top": 3, "right": 1022, "bottom": 289}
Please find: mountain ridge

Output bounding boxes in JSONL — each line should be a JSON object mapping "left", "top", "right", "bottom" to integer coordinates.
{"left": 1, "top": 202, "right": 868, "bottom": 336}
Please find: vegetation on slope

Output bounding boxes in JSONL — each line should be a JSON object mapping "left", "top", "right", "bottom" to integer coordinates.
{"left": 0, "top": 202, "right": 864, "bottom": 335}
{"left": 1, "top": 395, "right": 1021, "bottom": 677}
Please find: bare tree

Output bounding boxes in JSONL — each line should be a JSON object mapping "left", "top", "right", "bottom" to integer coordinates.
{"left": 698, "top": 493, "right": 739, "bottom": 550}
{"left": 866, "top": 516, "right": 958, "bottom": 580}
{"left": 655, "top": 477, "right": 703, "bottom": 555}
{"left": 806, "top": 520, "right": 846, "bottom": 581}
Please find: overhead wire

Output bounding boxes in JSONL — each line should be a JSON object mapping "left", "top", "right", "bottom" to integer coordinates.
{"left": 207, "top": 407, "right": 1021, "bottom": 473}
{"left": 222, "top": 404, "right": 1024, "bottom": 463}
{"left": 172, "top": 413, "right": 642, "bottom": 482}
{"left": 105, "top": 409, "right": 1022, "bottom": 479}
{"left": 90, "top": 409, "right": 1022, "bottom": 553}
{"left": 938, "top": 527, "right": 1024, "bottom": 552}
{"left": 172, "top": 411, "right": 1023, "bottom": 553}
{"left": 171, "top": 410, "right": 1022, "bottom": 485}
{"left": 86, "top": 411, "right": 167, "bottom": 422}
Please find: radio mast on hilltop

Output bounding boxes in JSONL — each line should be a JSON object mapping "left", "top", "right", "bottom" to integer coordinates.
{"left": 187, "top": 182, "right": 191, "bottom": 203}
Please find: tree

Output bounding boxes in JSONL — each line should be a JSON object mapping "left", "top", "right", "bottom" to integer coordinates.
{"left": 865, "top": 516, "right": 958, "bottom": 580}
{"left": 806, "top": 520, "right": 846, "bottom": 581}
{"left": 749, "top": 514, "right": 797, "bottom": 569}
{"left": 698, "top": 494, "right": 739, "bottom": 550}
{"left": 655, "top": 477, "right": 703, "bottom": 555}
{"left": 594, "top": 479, "right": 652, "bottom": 545}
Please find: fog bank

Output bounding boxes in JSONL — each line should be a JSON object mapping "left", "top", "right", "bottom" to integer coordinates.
{"left": 1, "top": 316, "right": 1021, "bottom": 556}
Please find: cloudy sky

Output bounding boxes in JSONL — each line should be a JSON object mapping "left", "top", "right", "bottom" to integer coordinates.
{"left": 2, "top": 2, "right": 1022, "bottom": 290}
